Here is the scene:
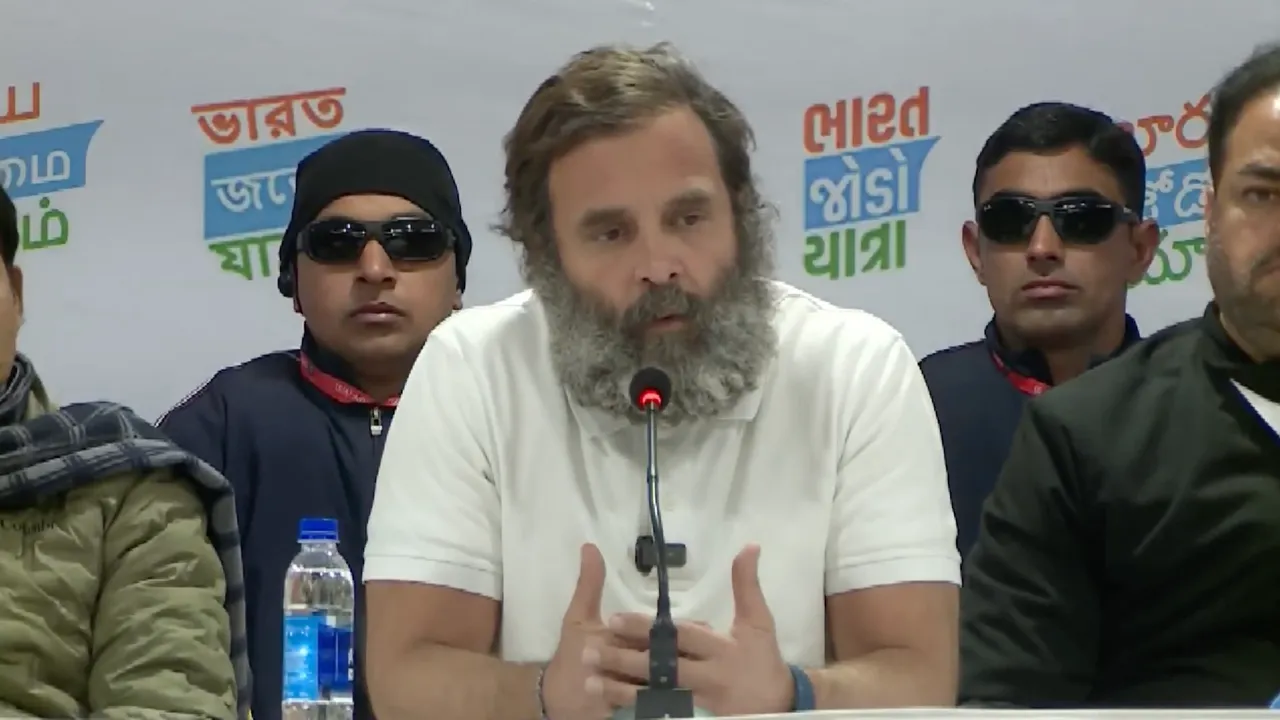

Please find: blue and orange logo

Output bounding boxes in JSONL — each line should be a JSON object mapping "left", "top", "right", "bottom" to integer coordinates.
{"left": 0, "top": 83, "right": 103, "bottom": 251}
{"left": 191, "top": 87, "right": 349, "bottom": 280}
{"left": 801, "top": 87, "right": 937, "bottom": 280}
{"left": 1120, "top": 94, "right": 1210, "bottom": 287}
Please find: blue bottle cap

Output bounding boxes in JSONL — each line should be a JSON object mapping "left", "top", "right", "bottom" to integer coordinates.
{"left": 298, "top": 517, "right": 339, "bottom": 542}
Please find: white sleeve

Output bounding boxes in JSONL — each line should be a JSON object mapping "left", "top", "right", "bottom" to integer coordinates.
{"left": 363, "top": 325, "right": 501, "bottom": 600}
{"left": 824, "top": 322, "right": 960, "bottom": 595}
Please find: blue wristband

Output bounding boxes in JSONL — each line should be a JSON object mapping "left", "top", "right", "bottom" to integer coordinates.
{"left": 788, "top": 664, "right": 815, "bottom": 712}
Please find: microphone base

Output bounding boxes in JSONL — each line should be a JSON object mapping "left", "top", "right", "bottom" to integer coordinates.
{"left": 633, "top": 687, "right": 697, "bottom": 719}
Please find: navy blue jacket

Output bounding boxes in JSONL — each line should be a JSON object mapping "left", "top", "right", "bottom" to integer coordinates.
{"left": 919, "top": 316, "right": 1141, "bottom": 560}
{"left": 159, "top": 332, "right": 389, "bottom": 720}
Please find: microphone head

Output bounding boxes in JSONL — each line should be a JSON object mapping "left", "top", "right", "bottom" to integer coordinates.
{"left": 629, "top": 367, "right": 672, "bottom": 411}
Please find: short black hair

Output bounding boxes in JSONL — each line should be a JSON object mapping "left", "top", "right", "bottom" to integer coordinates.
{"left": 1208, "top": 41, "right": 1280, "bottom": 183}
{"left": 0, "top": 186, "right": 15, "bottom": 267}
{"left": 973, "top": 102, "right": 1146, "bottom": 215}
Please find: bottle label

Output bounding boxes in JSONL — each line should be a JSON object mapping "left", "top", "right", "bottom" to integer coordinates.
{"left": 320, "top": 620, "right": 354, "bottom": 695}
{"left": 283, "top": 615, "right": 321, "bottom": 702}
{"left": 283, "top": 613, "right": 354, "bottom": 701}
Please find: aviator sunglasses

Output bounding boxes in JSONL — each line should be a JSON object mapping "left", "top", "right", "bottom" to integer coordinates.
{"left": 977, "top": 194, "right": 1139, "bottom": 245}
{"left": 299, "top": 216, "right": 455, "bottom": 264}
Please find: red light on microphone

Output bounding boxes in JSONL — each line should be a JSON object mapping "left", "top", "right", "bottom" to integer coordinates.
{"left": 629, "top": 367, "right": 672, "bottom": 413}
{"left": 638, "top": 388, "right": 664, "bottom": 410}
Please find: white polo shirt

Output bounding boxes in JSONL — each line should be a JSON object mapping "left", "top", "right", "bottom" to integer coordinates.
{"left": 364, "top": 281, "right": 959, "bottom": 667}
{"left": 1234, "top": 381, "right": 1280, "bottom": 436}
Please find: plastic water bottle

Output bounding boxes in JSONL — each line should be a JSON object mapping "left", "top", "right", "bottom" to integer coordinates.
{"left": 282, "top": 518, "right": 355, "bottom": 720}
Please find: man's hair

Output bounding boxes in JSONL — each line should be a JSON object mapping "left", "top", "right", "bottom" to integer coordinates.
{"left": 497, "top": 42, "right": 766, "bottom": 256}
{"left": 973, "top": 102, "right": 1146, "bottom": 214}
{"left": 1208, "top": 41, "right": 1280, "bottom": 183}
{"left": 0, "top": 186, "right": 15, "bottom": 267}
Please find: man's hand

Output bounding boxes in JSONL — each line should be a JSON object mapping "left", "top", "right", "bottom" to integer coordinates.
{"left": 543, "top": 544, "right": 645, "bottom": 720}
{"left": 603, "top": 545, "right": 794, "bottom": 716}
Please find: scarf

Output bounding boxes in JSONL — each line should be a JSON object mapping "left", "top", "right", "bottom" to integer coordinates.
{"left": 0, "top": 354, "right": 251, "bottom": 718}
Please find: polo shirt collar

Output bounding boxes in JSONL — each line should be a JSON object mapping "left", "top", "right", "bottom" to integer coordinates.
{"left": 568, "top": 381, "right": 766, "bottom": 438}
{"left": 983, "top": 313, "right": 1142, "bottom": 386}
{"left": 1200, "top": 302, "right": 1280, "bottom": 403}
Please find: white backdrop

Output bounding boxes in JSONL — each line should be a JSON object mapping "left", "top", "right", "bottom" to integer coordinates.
{"left": 3, "top": 0, "right": 1277, "bottom": 419}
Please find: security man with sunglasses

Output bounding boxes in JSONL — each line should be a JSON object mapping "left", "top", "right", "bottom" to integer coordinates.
{"left": 919, "top": 102, "right": 1159, "bottom": 559}
{"left": 962, "top": 45, "right": 1280, "bottom": 707}
{"left": 158, "top": 129, "right": 473, "bottom": 720}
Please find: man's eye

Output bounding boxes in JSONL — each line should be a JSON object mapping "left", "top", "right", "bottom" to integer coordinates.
{"left": 596, "top": 227, "right": 625, "bottom": 242}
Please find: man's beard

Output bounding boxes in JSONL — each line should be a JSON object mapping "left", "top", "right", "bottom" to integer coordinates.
{"left": 524, "top": 240, "right": 778, "bottom": 425}
{"left": 1207, "top": 234, "right": 1280, "bottom": 359}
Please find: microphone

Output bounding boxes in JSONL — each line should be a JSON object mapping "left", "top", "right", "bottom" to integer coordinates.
{"left": 627, "top": 367, "right": 696, "bottom": 720}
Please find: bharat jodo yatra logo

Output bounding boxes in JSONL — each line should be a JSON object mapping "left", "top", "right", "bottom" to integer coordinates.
{"left": 1120, "top": 93, "right": 1210, "bottom": 288}
{"left": 0, "top": 82, "right": 103, "bottom": 251}
{"left": 800, "top": 87, "right": 937, "bottom": 281}
{"left": 190, "top": 86, "right": 348, "bottom": 281}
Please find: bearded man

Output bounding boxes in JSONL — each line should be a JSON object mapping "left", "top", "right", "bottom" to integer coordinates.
{"left": 363, "top": 43, "right": 960, "bottom": 720}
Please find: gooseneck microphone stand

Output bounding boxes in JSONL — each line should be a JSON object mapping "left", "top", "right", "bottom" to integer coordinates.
{"left": 630, "top": 368, "right": 695, "bottom": 719}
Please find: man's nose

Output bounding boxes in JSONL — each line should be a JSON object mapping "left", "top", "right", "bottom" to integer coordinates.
{"left": 1026, "top": 216, "right": 1065, "bottom": 266}
{"left": 634, "top": 230, "right": 682, "bottom": 285}
{"left": 356, "top": 239, "right": 395, "bottom": 282}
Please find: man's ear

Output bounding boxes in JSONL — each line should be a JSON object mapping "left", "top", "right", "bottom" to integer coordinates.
{"left": 961, "top": 220, "right": 986, "bottom": 286}
{"left": 1126, "top": 219, "right": 1161, "bottom": 285}
{"left": 453, "top": 289, "right": 463, "bottom": 312}
{"left": 8, "top": 265, "right": 23, "bottom": 319}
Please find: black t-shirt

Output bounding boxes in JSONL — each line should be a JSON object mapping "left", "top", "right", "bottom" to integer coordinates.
{"left": 960, "top": 305, "right": 1280, "bottom": 708}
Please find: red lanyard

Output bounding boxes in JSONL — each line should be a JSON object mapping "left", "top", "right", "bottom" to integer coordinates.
{"left": 299, "top": 352, "right": 399, "bottom": 408}
{"left": 990, "top": 351, "right": 1051, "bottom": 397}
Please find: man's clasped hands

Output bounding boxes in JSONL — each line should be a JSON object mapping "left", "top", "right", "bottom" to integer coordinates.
{"left": 541, "top": 543, "right": 799, "bottom": 720}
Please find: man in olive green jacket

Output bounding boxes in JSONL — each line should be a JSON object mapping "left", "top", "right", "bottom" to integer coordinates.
{"left": 0, "top": 186, "right": 250, "bottom": 718}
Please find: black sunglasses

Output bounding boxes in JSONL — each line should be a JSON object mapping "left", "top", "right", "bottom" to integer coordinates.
{"left": 977, "top": 194, "right": 1138, "bottom": 245}
{"left": 299, "top": 216, "right": 455, "bottom": 264}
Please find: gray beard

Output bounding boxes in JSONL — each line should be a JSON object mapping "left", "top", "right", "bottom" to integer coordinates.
{"left": 523, "top": 243, "right": 778, "bottom": 425}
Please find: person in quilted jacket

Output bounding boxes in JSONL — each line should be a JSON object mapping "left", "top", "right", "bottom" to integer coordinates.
{"left": 0, "top": 185, "right": 249, "bottom": 719}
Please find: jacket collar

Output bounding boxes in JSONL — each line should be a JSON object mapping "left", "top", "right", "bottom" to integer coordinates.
{"left": 300, "top": 329, "right": 362, "bottom": 387}
{"left": 984, "top": 313, "right": 1142, "bottom": 386}
{"left": 1200, "top": 303, "right": 1280, "bottom": 403}
{"left": 298, "top": 328, "right": 402, "bottom": 408}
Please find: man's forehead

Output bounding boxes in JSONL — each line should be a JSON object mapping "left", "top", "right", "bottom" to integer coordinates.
{"left": 978, "top": 148, "right": 1126, "bottom": 204}
{"left": 1224, "top": 91, "right": 1280, "bottom": 176}
{"left": 577, "top": 185, "right": 716, "bottom": 223}
{"left": 315, "top": 193, "right": 430, "bottom": 221}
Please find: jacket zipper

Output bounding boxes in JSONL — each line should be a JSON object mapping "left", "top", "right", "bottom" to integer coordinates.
{"left": 369, "top": 407, "right": 383, "bottom": 437}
